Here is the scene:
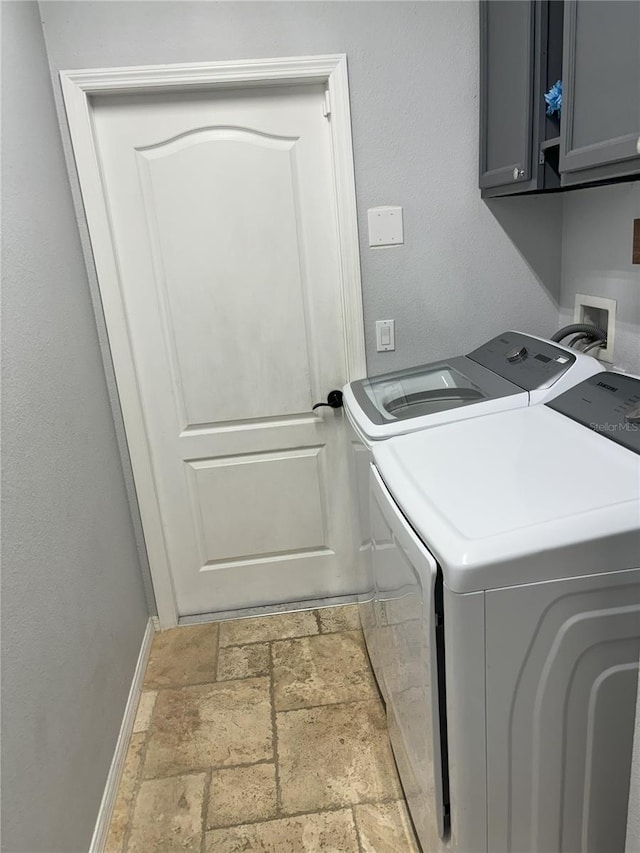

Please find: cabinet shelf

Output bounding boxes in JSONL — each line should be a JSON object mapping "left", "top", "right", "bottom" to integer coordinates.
{"left": 540, "top": 136, "right": 561, "bottom": 151}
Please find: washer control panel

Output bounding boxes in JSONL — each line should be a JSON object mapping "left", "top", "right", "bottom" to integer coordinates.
{"left": 467, "top": 332, "right": 576, "bottom": 391}
{"left": 547, "top": 372, "right": 640, "bottom": 454}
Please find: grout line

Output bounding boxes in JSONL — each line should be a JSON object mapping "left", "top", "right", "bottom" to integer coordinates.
{"left": 202, "top": 798, "right": 406, "bottom": 832}
{"left": 217, "top": 638, "right": 273, "bottom": 651}
{"left": 218, "top": 631, "right": 319, "bottom": 650}
{"left": 216, "top": 670, "right": 271, "bottom": 683}
{"left": 313, "top": 608, "right": 323, "bottom": 633}
{"left": 200, "top": 768, "right": 212, "bottom": 853}
{"left": 121, "top": 718, "right": 153, "bottom": 853}
{"left": 145, "top": 673, "right": 271, "bottom": 693}
{"left": 275, "top": 696, "right": 384, "bottom": 716}
{"left": 351, "top": 804, "right": 365, "bottom": 853}
{"left": 147, "top": 678, "right": 379, "bottom": 713}
{"left": 268, "top": 641, "right": 283, "bottom": 818}
{"left": 213, "top": 625, "right": 221, "bottom": 682}
{"left": 141, "top": 758, "right": 276, "bottom": 785}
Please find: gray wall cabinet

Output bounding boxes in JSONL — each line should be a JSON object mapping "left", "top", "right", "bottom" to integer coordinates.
{"left": 479, "top": 0, "right": 537, "bottom": 195}
{"left": 560, "top": 0, "right": 640, "bottom": 186}
{"left": 480, "top": 0, "right": 640, "bottom": 197}
{"left": 479, "top": 0, "right": 563, "bottom": 198}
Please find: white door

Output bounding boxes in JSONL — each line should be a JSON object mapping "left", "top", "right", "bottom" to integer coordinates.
{"left": 88, "top": 79, "right": 362, "bottom": 617}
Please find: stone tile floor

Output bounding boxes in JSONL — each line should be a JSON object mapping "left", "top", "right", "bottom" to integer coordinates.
{"left": 106, "top": 604, "right": 420, "bottom": 852}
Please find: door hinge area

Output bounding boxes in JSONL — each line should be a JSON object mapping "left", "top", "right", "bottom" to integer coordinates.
{"left": 322, "top": 90, "right": 331, "bottom": 119}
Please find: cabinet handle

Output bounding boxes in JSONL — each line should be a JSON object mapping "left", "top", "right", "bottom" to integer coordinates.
{"left": 513, "top": 167, "right": 525, "bottom": 180}
{"left": 636, "top": 136, "right": 640, "bottom": 155}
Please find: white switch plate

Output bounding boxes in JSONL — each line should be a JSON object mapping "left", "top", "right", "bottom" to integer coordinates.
{"left": 368, "top": 206, "right": 403, "bottom": 247}
{"left": 376, "top": 319, "right": 395, "bottom": 352}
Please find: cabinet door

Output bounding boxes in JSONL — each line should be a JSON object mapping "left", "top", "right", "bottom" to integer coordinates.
{"left": 561, "top": 0, "right": 640, "bottom": 178}
{"left": 479, "top": 0, "right": 535, "bottom": 191}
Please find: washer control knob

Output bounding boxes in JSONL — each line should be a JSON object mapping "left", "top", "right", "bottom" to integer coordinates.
{"left": 506, "top": 345, "right": 528, "bottom": 363}
{"left": 625, "top": 404, "right": 640, "bottom": 424}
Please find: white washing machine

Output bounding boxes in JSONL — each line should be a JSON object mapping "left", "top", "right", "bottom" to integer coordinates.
{"left": 342, "top": 331, "right": 603, "bottom": 675}
{"left": 370, "top": 371, "right": 640, "bottom": 853}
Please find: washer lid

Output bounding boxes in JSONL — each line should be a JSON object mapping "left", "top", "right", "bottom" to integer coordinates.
{"left": 372, "top": 405, "right": 640, "bottom": 592}
{"left": 344, "top": 355, "right": 527, "bottom": 441}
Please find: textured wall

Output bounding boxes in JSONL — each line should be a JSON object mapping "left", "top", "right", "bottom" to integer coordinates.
{"left": 560, "top": 182, "right": 640, "bottom": 374}
{"left": 40, "top": 0, "right": 562, "bottom": 381}
{"left": 1, "top": 3, "right": 149, "bottom": 851}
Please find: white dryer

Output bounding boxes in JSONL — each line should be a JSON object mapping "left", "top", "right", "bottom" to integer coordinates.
{"left": 370, "top": 371, "right": 640, "bottom": 853}
{"left": 343, "top": 331, "right": 603, "bottom": 679}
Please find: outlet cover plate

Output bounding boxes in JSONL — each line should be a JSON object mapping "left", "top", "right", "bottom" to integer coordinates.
{"left": 375, "top": 319, "right": 396, "bottom": 351}
{"left": 573, "top": 293, "right": 616, "bottom": 363}
{"left": 368, "top": 206, "right": 404, "bottom": 247}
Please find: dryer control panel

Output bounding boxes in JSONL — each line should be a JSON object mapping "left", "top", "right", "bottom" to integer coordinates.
{"left": 468, "top": 332, "right": 576, "bottom": 390}
{"left": 548, "top": 372, "right": 640, "bottom": 454}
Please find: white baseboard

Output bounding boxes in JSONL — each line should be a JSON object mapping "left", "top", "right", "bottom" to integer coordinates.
{"left": 89, "top": 618, "right": 156, "bottom": 853}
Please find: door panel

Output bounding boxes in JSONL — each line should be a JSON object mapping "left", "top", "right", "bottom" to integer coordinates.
{"left": 136, "top": 128, "right": 313, "bottom": 424}
{"left": 561, "top": 0, "right": 640, "bottom": 174}
{"left": 187, "top": 448, "right": 326, "bottom": 563}
{"left": 479, "top": 0, "right": 535, "bottom": 190}
{"left": 91, "top": 84, "right": 357, "bottom": 615}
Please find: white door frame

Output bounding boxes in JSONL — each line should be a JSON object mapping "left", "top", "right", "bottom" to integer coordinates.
{"left": 60, "top": 55, "right": 366, "bottom": 629}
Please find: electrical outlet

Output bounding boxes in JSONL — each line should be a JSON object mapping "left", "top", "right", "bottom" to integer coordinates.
{"left": 573, "top": 293, "right": 616, "bottom": 363}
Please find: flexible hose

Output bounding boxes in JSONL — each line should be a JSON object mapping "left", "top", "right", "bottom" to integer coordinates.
{"left": 551, "top": 323, "right": 607, "bottom": 345}
{"left": 567, "top": 333, "right": 592, "bottom": 349}
{"left": 582, "top": 339, "right": 606, "bottom": 354}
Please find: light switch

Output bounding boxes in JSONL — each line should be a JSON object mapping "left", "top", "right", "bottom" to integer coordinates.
{"left": 376, "top": 319, "right": 395, "bottom": 352}
{"left": 368, "top": 206, "right": 404, "bottom": 247}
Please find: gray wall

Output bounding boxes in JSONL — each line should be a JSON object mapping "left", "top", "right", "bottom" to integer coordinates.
{"left": 1, "top": 4, "right": 149, "bottom": 851}
{"left": 39, "top": 0, "right": 562, "bottom": 379}
{"left": 560, "top": 182, "right": 640, "bottom": 374}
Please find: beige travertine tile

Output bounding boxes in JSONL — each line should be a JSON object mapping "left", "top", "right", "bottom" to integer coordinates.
{"left": 272, "top": 632, "right": 378, "bottom": 711}
{"left": 104, "top": 733, "right": 145, "bottom": 853}
{"left": 127, "top": 773, "right": 205, "bottom": 852}
{"left": 143, "top": 678, "right": 272, "bottom": 777}
{"left": 132, "top": 690, "right": 157, "bottom": 733}
{"left": 277, "top": 700, "right": 401, "bottom": 814}
{"left": 217, "top": 642, "right": 270, "bottom": 681}
{"left": 218, "top": 611, "right": 318, "bottom": 646}
{"left": 354, "top": 800, "right": 421, "bottom": 852}
{"left": 143, "top": 623, "right": 218, "bottom": 689}
{"left": 317, "top": 604, "right": 362, "bottom": 633}
{"left": 206, "top": 762, "right": 277, "bottom": 828}
{"left": 204, "top": 809, "right": 360, "bottom": 852}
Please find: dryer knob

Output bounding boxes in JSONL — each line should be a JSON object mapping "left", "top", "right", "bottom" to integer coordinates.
{"left": 506, "top": 345, "right": 528, "bottom": 363}
{"left": 624, "top": 404, "right": 640, "bottom": 424}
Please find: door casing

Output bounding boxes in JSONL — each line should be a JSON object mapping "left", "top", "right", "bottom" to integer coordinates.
{"left": 61, "top": 55, "right": 366, "bottom": 628}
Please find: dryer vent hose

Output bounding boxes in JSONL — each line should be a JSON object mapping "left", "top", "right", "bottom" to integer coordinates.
{"left": 551, "top": 323, "right": 607, "bottom": 346}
